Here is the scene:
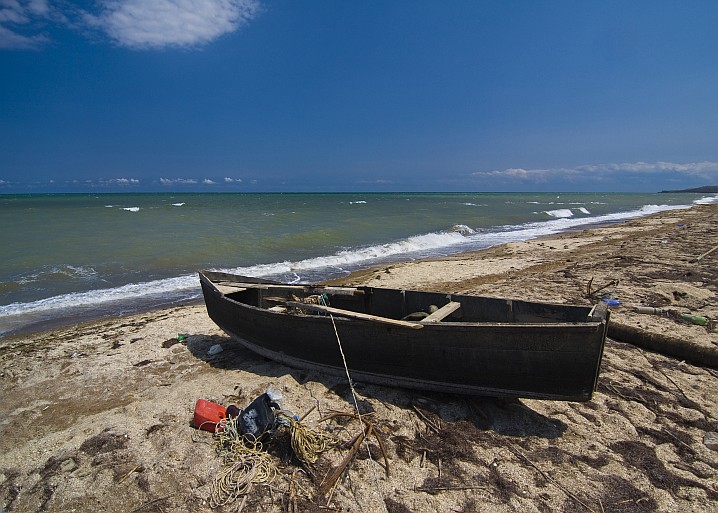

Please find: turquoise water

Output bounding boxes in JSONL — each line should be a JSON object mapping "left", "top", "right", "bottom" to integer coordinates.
{"left": 1, "top": 192, "right": 715, "bottom": 336}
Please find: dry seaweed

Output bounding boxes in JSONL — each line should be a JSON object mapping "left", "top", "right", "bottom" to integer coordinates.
{"left": 611, "top": 440, "right": 718, "bottom": 499}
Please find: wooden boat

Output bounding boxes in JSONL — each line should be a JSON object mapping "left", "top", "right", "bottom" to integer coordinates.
{"left": 199, "top": 271, "right": 609, "bottom": 401}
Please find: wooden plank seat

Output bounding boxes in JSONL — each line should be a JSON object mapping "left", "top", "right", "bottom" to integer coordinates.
{"left": 420, "top": 301, "right": 461, "bottom": 323}
{"left": 286, "top": 301, "right": 424, "bottom": 329}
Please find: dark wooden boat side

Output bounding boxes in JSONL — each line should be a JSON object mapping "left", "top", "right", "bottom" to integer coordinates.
{"left": 199, "top": 271, "right": 608, "bottom": 401}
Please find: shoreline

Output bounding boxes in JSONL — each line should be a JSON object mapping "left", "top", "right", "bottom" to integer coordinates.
{"left": 0, "top": 201, "right": 707, "bottom": 343}
{"left": 1, "top": 204, "right": 717, "bottom": 512}
{"left": 0, "top": 297, "right": 206, "bottom": 342}
{"left": 330, "top": 204, "right": 718, "bottom": 366}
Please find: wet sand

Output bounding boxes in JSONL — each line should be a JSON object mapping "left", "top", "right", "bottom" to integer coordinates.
{"left": 1, "top": 204, "right": 716, "bottom": 513}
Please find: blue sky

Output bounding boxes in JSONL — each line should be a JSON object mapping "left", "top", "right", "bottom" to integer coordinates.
{"left": 1, "top": 1, "right": 717, "bottom": 193}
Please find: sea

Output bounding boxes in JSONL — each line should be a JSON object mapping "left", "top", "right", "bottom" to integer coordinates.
{"left": 1, "top": 192, "right": 716, "bottom": 337}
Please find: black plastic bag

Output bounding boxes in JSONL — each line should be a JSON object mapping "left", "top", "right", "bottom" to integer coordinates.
{"left": 227, "top": 393, "right": 278, "bottom": 439}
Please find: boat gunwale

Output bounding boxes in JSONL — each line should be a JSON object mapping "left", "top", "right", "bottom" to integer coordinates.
{"left": 200, "top": 271, "right": 608, "bottom": 329}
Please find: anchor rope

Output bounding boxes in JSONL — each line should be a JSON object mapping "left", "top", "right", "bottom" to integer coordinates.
{"left": 319, "top": 294, "right": 380, "bottom": 490}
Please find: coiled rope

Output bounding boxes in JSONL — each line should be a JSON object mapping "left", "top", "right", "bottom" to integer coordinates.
{"left": 277, "top": 411, "right": 336, "bottom": 464}
{"left": 209, "top": 416, "right": 277, "bottom": 508}
{"left": 207, "top": 408, "right": 336, "bottom": 507}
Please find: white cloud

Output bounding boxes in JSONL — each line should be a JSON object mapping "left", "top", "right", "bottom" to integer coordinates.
{"left": 106, "top": 177, "right": 140, "bottom": 185}
{"left": 0, "top": 0, "right": 51, "bottom": 49}
{"left": 472, "top": 161, "right": 718, "bottom": 183}
{"left": 356, "top": 179, "right": 394, "bottom": 185}
{"left": 84, "top": 0, "right": 261, "bottom": 49}
{"left": 1, "top": 0, "right": 260, "bottom": 50}
{"left": 472, "top": 167, "right": 582, "bottom": 183}
{"left": 160, "top": 177, "right": 198, "bottom": 184}
{"left": 202, "top": 178, "right": 216, "bottom": 184}
{"left": 576, "top": 161, "right": 718, "bottom": 176}
{"left": 224, "top": 177, "right": 242, "bottom": 183}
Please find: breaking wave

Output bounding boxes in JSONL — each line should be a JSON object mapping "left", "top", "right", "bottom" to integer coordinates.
{"left": 0, "top": 201, "right": 694, "bottom": 336}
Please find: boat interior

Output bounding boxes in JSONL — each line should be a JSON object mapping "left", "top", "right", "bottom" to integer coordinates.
{"left": 204, "top": 272, "right": 603, "bottom": 325}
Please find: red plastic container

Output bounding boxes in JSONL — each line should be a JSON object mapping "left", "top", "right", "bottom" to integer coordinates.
{"left": 193, "top": 399, "right": 227, "bottom": 432}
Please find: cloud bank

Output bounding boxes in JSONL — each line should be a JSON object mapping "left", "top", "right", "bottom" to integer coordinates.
{"left": 472, "top": 161, "right": 718, "bottom": 184}
{"left": 0, "top": 0, "right": 261, "bottom": 50}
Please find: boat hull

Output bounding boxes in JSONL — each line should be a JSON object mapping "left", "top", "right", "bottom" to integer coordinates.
{"left": 199, "top": 271, "right": 608, "bottom": 401}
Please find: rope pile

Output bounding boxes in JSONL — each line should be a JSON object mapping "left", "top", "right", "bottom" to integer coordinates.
{"left": 278, "top": 411, "right": 336, "bottom": 464}
{"left": 207, "top": 408, "right": 336, "bottom": 508}
{"left": 209, "top": 416, "right": 277, "bottom": 508}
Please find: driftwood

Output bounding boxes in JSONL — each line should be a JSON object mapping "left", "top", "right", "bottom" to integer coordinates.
{"left": 319, "top": 424, "right": 373, "bottom": 496}
{"left": 608, "top": 322, "right": 718, "bottom": 367}
{"left": 690, "top": 243, "right": 718, "bottom": 263}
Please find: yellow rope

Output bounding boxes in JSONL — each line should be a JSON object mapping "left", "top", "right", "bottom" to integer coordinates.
{"left": 209, "top": 416, "right": 278, "bottom": 508}
{"left": 207, "top": 410, "right": 337, "bottom": 507}
{"left": 276, "top": 411, "right": 336, "bottom": 464}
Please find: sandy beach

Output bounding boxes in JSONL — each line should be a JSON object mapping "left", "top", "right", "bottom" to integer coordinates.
{"left": 1, "top": 204, "right": 716, "bottom": 513}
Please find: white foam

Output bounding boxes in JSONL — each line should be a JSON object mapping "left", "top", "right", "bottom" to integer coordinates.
{"left": 122, "top": 207, "right": 140, "bottom": 212}
{"left": 514, "top": 204, "right": 690, "bottom": 242}
{"left": 226, "top": 230, "right": 471, "bottom": 277}
{"left": 0, "top": 274, "right": 197, "bottom": 321}
{"left": 451, "top": 224, "right": 477, "bottom": 235}
{"left": 578, "top": 207, "right": 590, "bottom": 214}
{"left": 172, "top": 202, "right": 185, "bottom": 207}
{"left": 16, "top": 265, "right": 98, "bottom": 285}
{"left": 544, "top": 209, "right": 574, "bottom": 218}
{"left": 349, "top": 201, "right": 367, "bottom": 204}
{"left": 694, "top": 194, "right": 718, "bottom": 205}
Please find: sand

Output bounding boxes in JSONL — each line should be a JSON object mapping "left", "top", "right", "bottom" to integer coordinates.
{"left": 1, "top": 204, "right": 716, "bottom": 513}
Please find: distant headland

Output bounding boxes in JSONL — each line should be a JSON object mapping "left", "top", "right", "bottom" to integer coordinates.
{"left": 660, "top": 185, "right": 718, "bottom": 193}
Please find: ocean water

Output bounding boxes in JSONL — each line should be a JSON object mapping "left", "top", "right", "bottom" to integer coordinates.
{"left": 1, "top": 192, "right": 716, "bottom": 337}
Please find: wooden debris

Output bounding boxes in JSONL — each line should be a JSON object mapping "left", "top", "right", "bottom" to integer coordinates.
{"left": 412, "top": 405, "right": 441, "bottom": 434}
{"left": 319, "top": 424, "right": 373, "bottom": 496}
{"left": 690, "top": 243, "right": 718, "bottom": 263}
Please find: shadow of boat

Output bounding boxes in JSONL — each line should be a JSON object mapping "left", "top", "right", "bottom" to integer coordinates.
{"left": 184, "top": 331, "right": 567, "bottom": 440}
